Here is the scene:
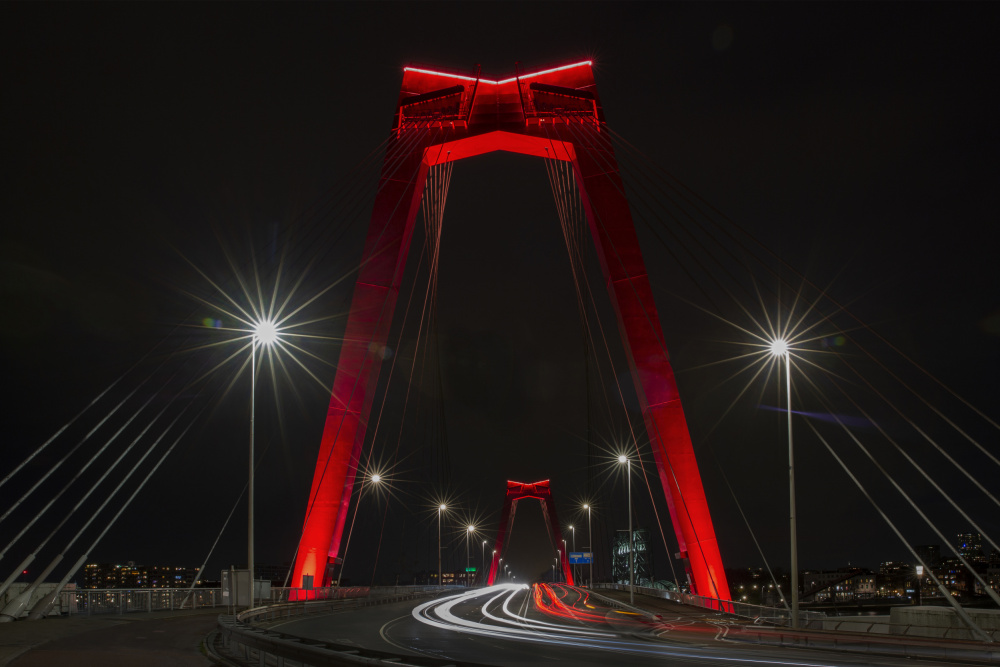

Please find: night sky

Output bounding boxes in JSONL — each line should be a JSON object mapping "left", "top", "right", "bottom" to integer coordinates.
{"left": 3, "top": 3, "right": 999, "bottom": 589}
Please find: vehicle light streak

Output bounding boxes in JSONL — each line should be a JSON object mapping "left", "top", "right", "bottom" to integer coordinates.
{"left": 409, "top": 584, "right": 846, "bottom": 666}
{"left": 536, "top": 583, "right": 646, "bottom": 627}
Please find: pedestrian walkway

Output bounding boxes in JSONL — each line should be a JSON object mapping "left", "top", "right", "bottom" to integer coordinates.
{"left": 0, "top": 608, "right": 218, "bottom": 666}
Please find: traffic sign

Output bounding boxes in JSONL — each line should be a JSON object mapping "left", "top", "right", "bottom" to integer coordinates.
{"left": 568, "top": 552, "right": 592, "bottom": 564}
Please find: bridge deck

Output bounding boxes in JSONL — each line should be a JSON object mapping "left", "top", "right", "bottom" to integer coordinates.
{"left": 0, "top": 608, "right": 216, "bottom": 667}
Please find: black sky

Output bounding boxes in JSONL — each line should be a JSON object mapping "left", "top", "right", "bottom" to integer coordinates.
{"left": 2, "top": 3, "right": 999, "bottom": 587}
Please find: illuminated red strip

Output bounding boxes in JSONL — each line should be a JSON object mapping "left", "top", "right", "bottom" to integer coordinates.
{"left": 496, "top": 61, "right": 593, "bottom": 85}
{"left": 403, "top": 61, "right": 593, "bottom": 86}
{"left": 402, "top": 67, "right": 483, "bottom": 83}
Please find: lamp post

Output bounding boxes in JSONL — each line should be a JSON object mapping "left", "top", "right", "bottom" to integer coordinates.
{"left": 618, "top": 454, "right": 634, "bottom": 605}
{"left": 466, "top": 525, "right": 475, "bottom": 587}
{"left": 249, "top": 319, "right": 278, "bottom": 608}
{"left": 335, "top": 472, "right": 381, "bottom": 588}
{"left": 437, "top": 504, "right": 447, "bottom": 589}
{"left": 770, "top": 338, "right": 799, "bottom": 629}
{"left": 583, "top": 504, "right": 592, "bottom": 588}
{"left": 481, "top": 540, "right": 486, "bottom": 587}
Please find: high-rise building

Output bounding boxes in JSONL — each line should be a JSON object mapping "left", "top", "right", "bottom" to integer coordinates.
{"left": 915, "top": 544, "right": 940, "bottom": 568}
{"left": 612, "top": 528, "right": 652, "bottom": 586}
{"left": 957, "top": 532, "right": 988, "bottom": 566}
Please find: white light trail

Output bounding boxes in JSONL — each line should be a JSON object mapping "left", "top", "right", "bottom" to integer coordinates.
{"left": 409, "top": 585, "right": 844, "bottom": 666}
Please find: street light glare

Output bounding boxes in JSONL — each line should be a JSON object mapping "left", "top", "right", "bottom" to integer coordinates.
{"left": 253, "top": 319, "right": 279, "bottom": 345}
{"left": 371, "top": 474, "right": 381, "bottom": 484}
{"left": 467, "top": 525, "right": 475, "bottom": 532}
{"left": 769, "top": 338, "right": 789, "bottom": 356}
{"left": 439, "top": 504, "right": 447, "bottom": 511}
{"left": 618, "top": 454, "right": 628, "bottom": 464}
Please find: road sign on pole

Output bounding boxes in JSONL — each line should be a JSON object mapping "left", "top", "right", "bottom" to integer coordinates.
{"left": 568, "top": 552, "right": 592, "bottom": 564}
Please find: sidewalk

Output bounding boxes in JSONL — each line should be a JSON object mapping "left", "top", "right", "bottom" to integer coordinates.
{"left": 0, "top": 609, "right": 220, "bottom": 666}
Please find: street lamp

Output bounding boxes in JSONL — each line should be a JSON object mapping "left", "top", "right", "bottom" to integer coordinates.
{"left": 770, "top": 337, "right": 799, "bottom": 629}
{"left": 336, "top": 471, "right": 382, "bottom": 587}
{"left": 618, "top": 454, "right": 634, "bottom": 605}
{"left": 466, "top": 525, "right": 475, "bottom": 587}
{"left": 481, "top": 540, "right": 486, "bottom": 587}
{"left": 437, "top": 504, "right": 447, "bottom": 589}
{"left": 583, "top": 504, "right": 593, "bottom": 589}
{"left": 249, "top": 318, "right": 279, "bottom": 607}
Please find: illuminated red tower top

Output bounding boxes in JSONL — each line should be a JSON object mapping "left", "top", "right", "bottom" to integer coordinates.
{"left": 395, "top": 61, "right": 602, "bottom": 142}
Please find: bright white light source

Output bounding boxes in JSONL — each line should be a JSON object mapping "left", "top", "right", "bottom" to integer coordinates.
{"left": 371, "top": 474, "right": 381, "bottom": 484}
{"left": 769, "top": 338, "right": 789, "bottom": 356}
{"left": 439, "top": 504, "right": 447, "bottom": 511}
{"left": 467, "top": 525, "right": 475, "bottom": 533}
{"left": 253, "top": 319, "right": 279, "bottom": 345}
{"left": 617, "top": 455, "right": 628, "bottom": 464}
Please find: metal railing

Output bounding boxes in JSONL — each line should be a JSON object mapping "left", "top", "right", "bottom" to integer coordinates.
{"left": 56, "top": 587, "right": 225, "bottom": 616}
{"left": 215, "top": 586, "right": 456, "bottom": 666}
{"left": 266, "top": 585, "right": 459, "bottom": 603}
{"left": 44, "top": 584, "right": 463, "bottom": 616}
{"left": 595, "top": 582, "right": 826, "bottom": 625}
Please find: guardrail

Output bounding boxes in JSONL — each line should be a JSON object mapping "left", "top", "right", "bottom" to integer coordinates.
{"left": 214, "top": 586, "right": 476, "bottom": 667}
{"left": 595, "top": 582, "right": 826, "bottom": 625}
{"left": 55, "top": 587, "right": 225, "bottom": 615}
{"left": 267, "top": 585, "right": 454, "bottom": 603}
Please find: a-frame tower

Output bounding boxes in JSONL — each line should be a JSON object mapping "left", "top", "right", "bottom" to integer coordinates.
{"left": 292, "top": 60, "right": 730, "bottom": 601}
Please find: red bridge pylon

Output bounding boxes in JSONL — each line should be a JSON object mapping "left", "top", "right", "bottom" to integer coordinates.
{"left": 292, "top": 60, "right": 730, "bottom": 602}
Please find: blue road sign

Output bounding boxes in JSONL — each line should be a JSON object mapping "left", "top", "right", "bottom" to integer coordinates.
{"left": 568, "top": 552, "right": 592, "bottom": 564}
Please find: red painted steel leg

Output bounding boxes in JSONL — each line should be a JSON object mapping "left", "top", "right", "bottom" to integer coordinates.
{"left": 572, "top": 148, "right": 729, "bottom": 601}
{"left": 291, "top": 139, "right": 432, "bottom": 590}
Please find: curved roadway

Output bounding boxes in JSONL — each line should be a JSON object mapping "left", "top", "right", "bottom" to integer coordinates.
{"left": 267, "top": 584, "right": 967, "bottom": 666}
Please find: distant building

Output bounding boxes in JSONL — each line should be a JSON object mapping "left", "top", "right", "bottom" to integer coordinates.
{"left": 915, "top": 544, "right": 940, "bottom": 568}
{"left": 934, "top": 557, "right": 966, "bottom": 592}
{"left": 957, "top": 532, "right": 988, "bottom": 566}
{"left": 612, "top": 528, "right": 652, "bottom": 587}
{"left": 802, "top": 567, "right": 875, "bottom": 602}
{"left": 987, "top": 560, "right": 1000, "bottom": 594}
{"left": 82, "top": 562, "right": 199, "bottom": 589}
{"left": 878, "top": 561, "right": 913, "bottom": 597}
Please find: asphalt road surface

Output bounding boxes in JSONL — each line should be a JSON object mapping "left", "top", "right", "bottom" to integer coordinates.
{"left": 268, "top": 584, "right": 971, "bottom": 666}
